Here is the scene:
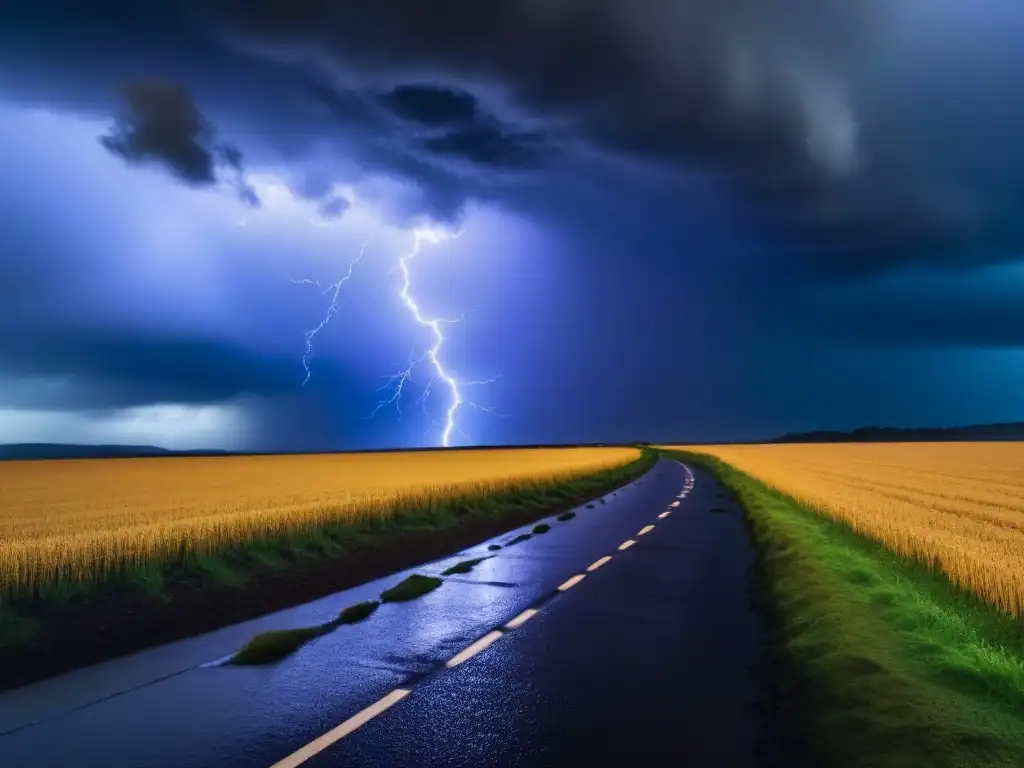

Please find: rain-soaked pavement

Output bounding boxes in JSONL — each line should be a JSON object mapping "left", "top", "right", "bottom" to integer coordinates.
{"left": 0, "top": 458, "right": 767, "bottom": 768}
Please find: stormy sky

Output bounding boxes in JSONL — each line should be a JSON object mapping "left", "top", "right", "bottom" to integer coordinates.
{"left": 1, "top": 0, "right": 1023, "bottom": 450}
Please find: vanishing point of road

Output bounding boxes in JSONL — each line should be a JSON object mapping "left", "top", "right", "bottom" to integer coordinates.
{"left": 0, "top": 458, "right": 770, "bottom": 767}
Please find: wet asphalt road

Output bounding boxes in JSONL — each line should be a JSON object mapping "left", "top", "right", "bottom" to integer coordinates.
{"left": 0, "top": 458, "right": 766, "bottom": 768}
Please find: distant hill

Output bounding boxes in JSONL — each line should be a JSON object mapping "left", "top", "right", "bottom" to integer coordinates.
{"left": 0, "top": 444, "right": 231, "bottom": 461}
{"left": 773, "top": 422, "right": 1024, "bottom": 443}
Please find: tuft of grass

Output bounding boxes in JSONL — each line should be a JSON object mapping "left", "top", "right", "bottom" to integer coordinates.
{"left": 506, "top": 533, "right": 532, "bottom": 546}
{"left": 532, "top": 523, "right": 551, "bottom": 534}
{"left": 233, "top": 625, "right": 325, "bottom": 665}
{"left": 126, "top": 567, "right": 170, "bottom": 601}
{"left": 189, "top": 555, "right": 246, "bottom": 588}
{"left": 380, "top": 574, "right": 443, "bottom": 603}
{"left": 338, "top": 600, "right": 379, "bottom": 624}
{"left": 243, "top": 542, "right": 290, "bottom": 572}
{"left": 0, "top": 609, "right": 42, "bottom": 649}
{"left": 442, "top": 557, "right": 489, "bottom": 576}
{"left": 663, "top": 449, "right": 1024, "bottom": 768}
{"left": 487, "top": 544, "right": 502, "bottom": 551}
{"left": 557, "top": 512, "right": 576, "bottom": 521}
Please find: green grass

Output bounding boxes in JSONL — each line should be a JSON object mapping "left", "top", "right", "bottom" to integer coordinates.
{"left": 532, "top": 523, "right": 551, "bottom": 534}
{"left": 663, "top": 449, "right": 1024, "bottom": 767}
{"left": 0, "top": 450, "right": 658, "bottom": 681}
{"left": 380, "top": 574, "right": 443, "bottom": 603}
{"left": 442, "top": 557, "right": 489, "bottom": 576}
{"left": 0, "top": 609, "right": 41, "bottom": 649}
{"left": 506, "top": 533, "right": 532, "bottom": 546}
{"left": 338, "top": 600, "right": 379, "bottom": 624}
{"left": 11, "top": 450, "right": 656, "bottom": 602}
{"left": 557, "top": 512, "right": 576, "bottom": 521}
{"left": 233, "top": 625, "right": 326, "bottom": 665}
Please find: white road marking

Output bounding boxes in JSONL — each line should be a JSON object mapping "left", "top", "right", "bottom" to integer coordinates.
{"left": 671, "top": 501, "right": 681, "bottom": 507}
{"left": 268, "top": 475, "right": 697, "bottom": 765}
{"left": 558, "top": 574, "right": 586, "bottom": 591}
{"left": 446, "top": 630, "right": 504, "bottom": 668}
{"left": 504, "top": 608, "right": 538, "bottom": 630}
{"left": 271, "top": 688, "right": 411, "bottom": 767}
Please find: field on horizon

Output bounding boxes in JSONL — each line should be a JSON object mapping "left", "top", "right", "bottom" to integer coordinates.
{"left": 667, "top": 442, "right": 1024, "bottom": 616}
{"left": 0, "top": 446, "right": 640, "bottom": 600}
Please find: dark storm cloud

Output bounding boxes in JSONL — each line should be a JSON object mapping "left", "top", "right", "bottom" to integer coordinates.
{"left": 10, "top": 0, "right": 1024, "bottom": 275}
{"left": 101, "top": 77, "right": 260, "bottom": 206}
{"left": 0, "top": 327, "right": 297, "bottom": 408}
{"left": 380, "top": 85, "right": 480, "bottom": 127}
{"left": 171, "top": 0, "right": 1024, "bottom": 275}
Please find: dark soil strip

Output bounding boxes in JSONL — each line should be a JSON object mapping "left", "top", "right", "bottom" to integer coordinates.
{"left": 0, "top": 452, "right": 655, "bottom": 691}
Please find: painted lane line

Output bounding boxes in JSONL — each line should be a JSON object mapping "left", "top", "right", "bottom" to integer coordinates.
{"left": 637, "top": 525, "right": 655, "bottom": 536}
{"left": 658, "top": 511, "right": 671, "bottom": 519}
{"left": 446, "top": 630, "right": 504, "bottom": 668}
{"left": 587, "top": 555, "right": 613, "bottom": 572}
{"left": 671, "top": 501, "right": 681, "bottom": 507}
{"left": 504, "top": 608, "right": 538, "bottom": 630}
{"left": 618, "top": 539, "right": 636, "bottom": 551}
{"left": 271, "top": 688, "right": 411, "bottom": 768}
{"left": 558, "top": 574, "right": 586, "bottom": 591}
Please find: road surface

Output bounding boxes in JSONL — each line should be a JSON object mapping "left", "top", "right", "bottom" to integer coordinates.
{"left": 0, "top": 458, "right": 768, "bottom": 767}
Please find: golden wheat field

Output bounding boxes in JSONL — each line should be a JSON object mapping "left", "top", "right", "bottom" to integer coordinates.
{"left": 0, "top": 447, "right": 639, "bottom": 599}
{"left": 668, "top": 442, "right": 1024, "bottom": 616}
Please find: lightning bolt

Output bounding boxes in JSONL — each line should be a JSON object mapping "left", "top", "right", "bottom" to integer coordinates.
{"left": 370, "top": 227, "right": 500, "bottom": 447}
{"left": 291, "top": 240, "right": 371, "bottom": 387}
{"left": 291, "top": 224, "right": 499, "bottom": 447}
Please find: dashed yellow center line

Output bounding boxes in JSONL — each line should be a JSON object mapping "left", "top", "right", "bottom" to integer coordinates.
{"left": 504, "top": 608, "right": 538, "bottom": 630}
{"left": 271, "top": 688, "right": 411, "bottom": 767}
{"left": 618, "top": 539, "right": 636, "bottom": 551}
{"left": 558, "top": 574, "right": 586, "bottom": 591}
{"left": 658, "top": 511, "right": 671, "bottom": 519}
{"left": 446, "top": 630, "right": 504, "bottom": 668}
{"left": 587, "top": 555, "right": 612, "bottom": 572}
{"left": 637, "top": 525, "right": 655, "bottom": 536}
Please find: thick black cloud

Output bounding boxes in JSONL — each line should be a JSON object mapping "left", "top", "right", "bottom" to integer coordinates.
{"left": 101, "top": 77, "right": 260, "bottom": 206}
{"left": 4, "top": 0, "right": 1024, "bottom": 276}
{"left": 381, "top": 85, "right": 480, "bottom": 127}
{"left": 177, "top": 1, "right": 1024, "bottom": 274}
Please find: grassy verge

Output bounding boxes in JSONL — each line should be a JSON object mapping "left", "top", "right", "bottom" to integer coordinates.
{"left": 662, "top": 449, "right": 1024, "bottom": 767}
{"left": 380, "top": 574, "right": 443, "bottom": 602}
{"left": 442, "top": 558, "right": 490, "bottom": 576}
{"left": 0, "top": 449, "right": 656, "bottom": 688}
{"left": 234, "top": 599, "right": 381, "bottom": 665}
